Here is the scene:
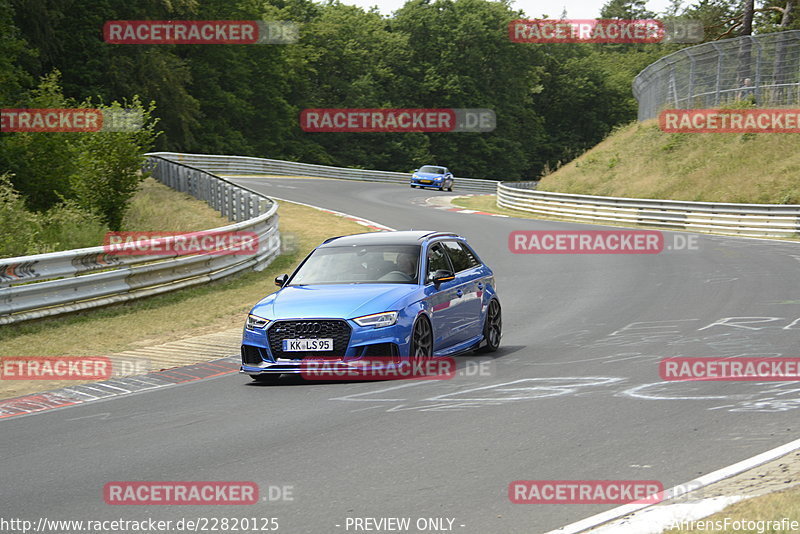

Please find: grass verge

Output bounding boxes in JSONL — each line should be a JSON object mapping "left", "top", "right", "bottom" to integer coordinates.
{"left": 122, "top": 177, "right": 229, "bottom": 232}
{"left": 538, "top": 119, "right": 800, "bottom": 204}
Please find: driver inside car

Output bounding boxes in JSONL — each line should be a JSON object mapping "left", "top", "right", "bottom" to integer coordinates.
{"left": 395, "top": 252, "right": 418, "bottom": 282}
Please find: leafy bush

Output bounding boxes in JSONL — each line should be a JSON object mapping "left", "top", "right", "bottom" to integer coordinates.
{"left": 34, "top": 200, "right": 108, "bottom": 254}
{"left": 0, "top": 173, "right": 39, "bottom": 257}
{"left": 0, "top": 72, "right": 159, "bottom": 248}
{"left": 69, "top": 97, "right": 159, "bottom": 230}
{"left": 0, "top": 173, "right": 108, "bottom": 258}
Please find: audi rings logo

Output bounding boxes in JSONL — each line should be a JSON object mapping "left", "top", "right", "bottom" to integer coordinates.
{"left": 273, "top": 322, "right": 323, "bottom": 335}
{"left": 292, "top": 323, "right": 322, "bottom": 335}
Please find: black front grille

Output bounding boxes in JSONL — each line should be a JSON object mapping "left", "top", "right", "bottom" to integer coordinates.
{"left": 267, "top": 320, "right": 352, "bottom": 360}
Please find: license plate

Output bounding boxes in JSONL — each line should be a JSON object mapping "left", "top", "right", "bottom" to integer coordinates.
{"left": 282, "top": 338, "right": 333, "bottom": 351}
{"left": 420, "top": 180, "right": 432, "bottom": 184}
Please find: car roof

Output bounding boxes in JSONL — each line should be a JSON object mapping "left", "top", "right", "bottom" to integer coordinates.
{"left": 319, "top": 230, "right": 461, "bottom": 247}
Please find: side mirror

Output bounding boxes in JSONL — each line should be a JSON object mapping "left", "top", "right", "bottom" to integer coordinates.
{"left": 430, "top": 269, "right": 455, "bottom": 288}
{"left": 275, "top": 274, "right": 289, "bottom": 287}
{"left": 412, "top": 169, "right": 418, "bottom": 173}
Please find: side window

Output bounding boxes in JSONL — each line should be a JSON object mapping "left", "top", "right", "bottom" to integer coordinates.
{"left": 442, "top": 241, "right": 480, "bottom": 272}
{"left": 426, "top": 243, "right": 453, "bottom": 281}
{"left": 459, "top": 243, "right": 481, "bottom": 267}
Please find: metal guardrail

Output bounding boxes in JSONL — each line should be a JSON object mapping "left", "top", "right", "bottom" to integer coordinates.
{"left": 147, "top": 152, "right": 502, "bottom": 193}
{"left": 0, "top": 156, "right": 281, "bottom": 325}
{"left": 633, "top": 31, "right": 800, "bottom": 121}
{"left": 497, "top": 182, "right": 800, "bottom": 237}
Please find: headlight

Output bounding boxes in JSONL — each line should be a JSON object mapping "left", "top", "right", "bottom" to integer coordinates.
{"left": 246, "top": 314, "right": 270, "bottom": 330}
{"left": 353, "top": 311, "right": 398, "bottom": 328}
{"left": 412, "top": 174, "right": 419, "bottom": 180}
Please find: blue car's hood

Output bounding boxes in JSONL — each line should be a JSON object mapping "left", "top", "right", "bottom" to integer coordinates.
{"left": 416, "top": 172, "right": 445, "bottom": 179}
{"left": 252, "top": 284, "right": 416, "bottom": 320}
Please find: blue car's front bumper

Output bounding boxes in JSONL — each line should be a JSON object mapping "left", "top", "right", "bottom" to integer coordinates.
{"left": 240, "top": 319, "right": 411, "bottom": 375}
{"left": 410, "top": 175, "right": 446, "bottom": 188}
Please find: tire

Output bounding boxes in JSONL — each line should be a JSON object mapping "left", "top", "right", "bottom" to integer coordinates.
{"left": 409, "top": 315, "right": 434, "bottom": 359}
{"left": 447, "top": 184, "right": 453, "bottom": 192}
{"left": 438, "top": 186, "right": 444, "bottom": 191}
{"left": 478, "top": 299, "right": 502, "bottom": 353}
{"left": 410, "top": 185, "right": 416, "bottom": 188}
{"left": 251, "top": 374, "right": 281, "bottom": 385}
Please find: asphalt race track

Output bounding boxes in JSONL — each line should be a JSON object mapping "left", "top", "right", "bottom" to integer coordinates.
{"left": 3, "top": 177, "right": 800, "bottom": 533}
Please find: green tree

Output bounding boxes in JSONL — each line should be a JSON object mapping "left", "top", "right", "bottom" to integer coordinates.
{"left": 682, "top": 0, "right": 742, "bottom": 40}
{"left": 0, "top": 72, "right": 78, "bottom": 211}
{"left": 600, "top": 0, "right": 656, "bottom": 19}
{"left": 392, "top": 0, "right": 546, "bottom": 178}
{"left": 0, "top": 0, "right": 32, "bottom": 105}
{"left": 69, "top": 98, "right": 159, "bottom": 230}
{"left": 11, "top": 0, "right": 200, "bottom": 150}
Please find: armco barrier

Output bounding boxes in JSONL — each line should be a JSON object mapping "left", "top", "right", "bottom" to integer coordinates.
{"left": 498, "top": 182, "right": 800, "bottom": 238}
{"left": 147, "top": 152, "right": 501, "bottom": 193}
{"left": 0, "top": 156, "right": 280, "bottom": 325}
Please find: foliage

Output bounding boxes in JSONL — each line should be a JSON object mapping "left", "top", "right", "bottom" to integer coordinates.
{"left": 1, "top": 0, "right": 798, "bottom": 194}
{"left": 69, "top": 98, "right": 159, "bottom": 230}
{"left": 0, "top": 173, "right": 107, "bottom": 257}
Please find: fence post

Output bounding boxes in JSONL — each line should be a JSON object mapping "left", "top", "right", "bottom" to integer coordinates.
{"left": 687, "top": 50, "right": 695, "bottom": 109}
{"left": 712, "top": 42, "right": 723, "bottom": 106}
{"left": 754, "top": 36, "right": 763, "bottom": 103}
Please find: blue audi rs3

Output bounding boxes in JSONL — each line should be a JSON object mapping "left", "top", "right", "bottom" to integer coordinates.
{"left": 240, "top": 231, "right": 501, "bottom": 383}
{"left": 410, "top": 166, "right": 454, "bottom": 191}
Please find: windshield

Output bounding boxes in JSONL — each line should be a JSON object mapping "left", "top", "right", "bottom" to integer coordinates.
{"left": 289, "top": 245, "right": 421, "bottom": 285}
{"left": 418, "top": 166, "right": 446, "bottom": 174}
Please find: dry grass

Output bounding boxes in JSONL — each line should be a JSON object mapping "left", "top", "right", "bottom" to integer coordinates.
{"left": 538, "top": 120, "right": 800, "bottom": 204}
{"left": 122, "top": 177, "right": 229, "bottom": 232}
